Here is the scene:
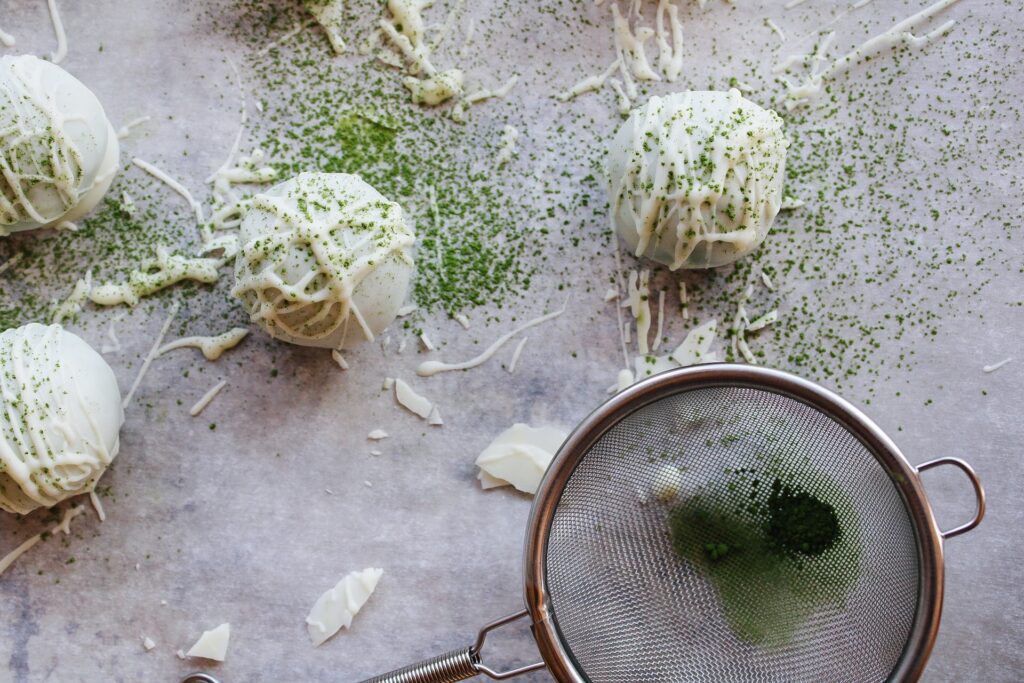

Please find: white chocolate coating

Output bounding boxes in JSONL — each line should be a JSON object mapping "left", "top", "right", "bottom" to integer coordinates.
{"left": 232, "top": 173, "right": 415, "bottom": 349}
{"left": 608, "top": 89, "right": 788, "bottom": 269}
{"left": 0, "top": 324, "right": 123, "bottom": 514}
{"left": 0, "top": 55, "right": 119, "bottom": 234}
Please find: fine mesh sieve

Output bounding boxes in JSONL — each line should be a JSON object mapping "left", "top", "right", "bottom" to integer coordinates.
{"left": 361, "top": 365, "right": 983, "bottom": 683}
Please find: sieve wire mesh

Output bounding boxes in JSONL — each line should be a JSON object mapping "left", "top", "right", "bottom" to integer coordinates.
{"left": 543, "top": 385, "right": 920, "bottom": 682}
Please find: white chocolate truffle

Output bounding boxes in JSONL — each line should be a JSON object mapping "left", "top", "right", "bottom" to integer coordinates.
{"left": 232, "top": 173, "right": 415, "bottom": 349}
{"left": 0, "top": 324, "right": 123, "bottom": 514}
{"left": 609, "top": 89, "right": 788, "bottom": 269}
{"left": 0, "top": 55, "right": 119, "bottom": 234}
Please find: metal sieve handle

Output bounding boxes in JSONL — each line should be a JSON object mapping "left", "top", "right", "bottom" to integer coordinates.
{"left": 362, "top": 610, "right": 546, "bottom": 683}
{"left": 361, "top": 647, "right": 481, "bottom": 683}
{"left": 916, "top": 457, "right": 986, "bottom": 539}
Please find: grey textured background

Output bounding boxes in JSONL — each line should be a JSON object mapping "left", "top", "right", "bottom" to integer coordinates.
{"left": 0, "top": 0, "right": 1021, "bottom": 682}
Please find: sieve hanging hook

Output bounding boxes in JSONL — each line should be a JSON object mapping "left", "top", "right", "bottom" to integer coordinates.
{"left": 916, "top": 457, "right": 986, "bottom": 539}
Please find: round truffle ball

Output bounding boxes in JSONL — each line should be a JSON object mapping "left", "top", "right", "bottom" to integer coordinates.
{"left": 232, "top": 173, "right": 416, "bottom": 349}
{"left": 608, "top": 89, "right": 788, "bottom": 269}
{"left": 0, "top": 324, "right": 123, "bottom": 514}
{"left": 0, "top": 55, "right": 120, "bottom": 234}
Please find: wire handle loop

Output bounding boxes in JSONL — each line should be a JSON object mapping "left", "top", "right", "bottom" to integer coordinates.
{"left": 473, "top": 610, "right": 546, "bottom": 680}
{"left": 917, "top": 457, "right": 986, "bottom": 539}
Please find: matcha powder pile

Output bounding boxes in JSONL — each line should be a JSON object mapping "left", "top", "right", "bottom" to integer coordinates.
{"left": 669, "top": 462, "right": 861, "bottom": 647}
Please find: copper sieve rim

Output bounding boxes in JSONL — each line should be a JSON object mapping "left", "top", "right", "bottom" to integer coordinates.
{"left": 523, "top": 363, "right": 985, "bottom": 683}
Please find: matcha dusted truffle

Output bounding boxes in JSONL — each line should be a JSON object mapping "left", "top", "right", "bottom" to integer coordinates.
{"left": 609, "top": 89, "right": 788, "bottom": 269}
{"left": 0, "top": 324, "right": 123, "bottom": 514}
{"left": 232, "top": 173, "right": 416, "bottom": 349}
{"left": 0, "top": 55, "right": 119, "bottom": 234}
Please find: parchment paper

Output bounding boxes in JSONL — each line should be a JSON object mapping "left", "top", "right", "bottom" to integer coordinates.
{"left": 0, "top": 1, "right": 1021, "bottom": 681}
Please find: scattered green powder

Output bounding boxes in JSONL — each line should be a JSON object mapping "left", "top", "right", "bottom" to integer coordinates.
{"left": 669, "top": 462, "right": 860, "bottom": 647}
{"left": 241, "top": 14, "right": 541, "bottom": 317}
{"left": 0, "top": 187, "right": 213, "bottom": 332}
{"left": 0, "top": 0, "right": 1015, "bottom": 405}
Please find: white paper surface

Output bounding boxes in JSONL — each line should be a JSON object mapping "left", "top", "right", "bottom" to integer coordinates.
{"left": 0, "top": 1, "right": 1020, "bottom": 682}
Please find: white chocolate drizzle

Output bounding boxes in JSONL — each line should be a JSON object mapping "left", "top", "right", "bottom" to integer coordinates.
{"left": 0, "top": 505, "right": 83, "bottom": 576}
{"left": 507, "top": 336, "right": 528, "bottom": 374}
{"left": 652, "top": 288, "right": 666, "bottom": 351}
{"left": 379, "top": 0, "right": 436, "bottom": 76}
{"left": 627, "top": 270, "right": 651, "bottom": 354}
{"left": 157, "top": 327, "right": 249, "bottom": 361}
{"left": 403, "top": 68, "right": 464, "bottom": 105}
{"left": 101, "top": 310, "right": 128, "bottom": 354}
{"left": 258, "top": 19, "right": 312, "bottom": 57}
{"left": 46, "top": 0, "right": 68, "bottom": 64}
{"left": 132, "top": 157, "right": 204, "bottom": 224}
{"left": 0, "top": 253, "right": 22, "bottom": 275}
{"left": 416, "top": 300, "right": 566, "bottom": 377}
{"left": 655, "top": 0, "right": 684, "bottom": 82}
{"left": 555, "top": 60, "right": 621, "bottom": 102}
{"left": 609, "top": 78, "right": 631, "bottom": 114}
{"left": 116, "top": 116, "right": 151, "bottom": 139}
{"left": 464, "top": 75, "right": 518, "bottom": 106}
{"left": 452, "top": 75, "right": 518, "bottom": 122}
{"left": 982, "top": 358, "right": 1012, "bottom": 373}
{"left": 122, "top": 303, "right": 179, "bottom": 409}
{"left": 308, "top": 0, "right": 347, "bottom": 54}
{"left": 671, "top": 319, "right": 717, "bottom": 366}
{"left": 89, "top": 246, "right": 223, "bottom": 307}
{"left": 120, "top": 192, "right": 137, "bottom": 217}
{"left": 494, "top": 125, "right": 519, "bottom": 167}
{"left": 190, "top": 380, "right": 227, "bottom": 417}
{"left": 612, "top": 4, "right": 659, "bottom": 82}
{"left": 781, "top": 0, "right": 962, "bottom": 109}
{"left": 746, "top": 309, "right": 779, "bottom": 332}
{"left": 89, "top": 489, "right": 105, "bottom": 521}
{"left": 765, "top": 18, "right": 786, "bottom": 42}
{"left": 51, "top": 271, "right": 92, "bottom": 324}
